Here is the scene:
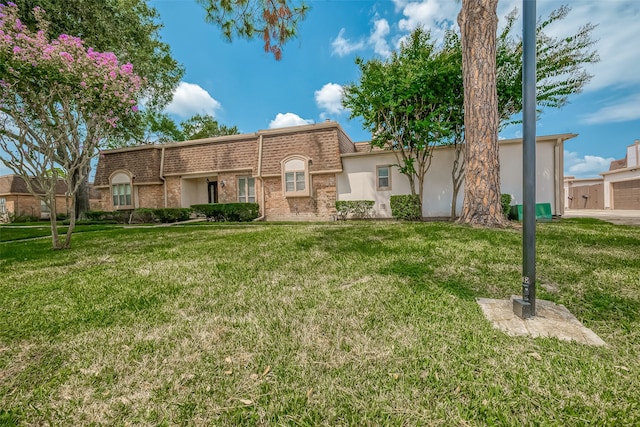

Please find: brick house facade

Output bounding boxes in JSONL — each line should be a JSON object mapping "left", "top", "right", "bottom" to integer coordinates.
{"left": 94, "top": 122, "right": 575, "bottom": 220}
{"left": 94, "top": 121, "right": 354, "bottom": 220}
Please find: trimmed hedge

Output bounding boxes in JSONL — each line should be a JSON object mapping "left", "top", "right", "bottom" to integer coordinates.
{"left": 130, "top": 208, "right": 192, "bottom": 223}
{"left": 191, "top": 203, "right": 259, "bottom": 222}
{"left": 390, "top": 195, "right": 422, "bottom": 221}
{"left": 335, "top": 200, "right": 375, "bottom": 220}
{"left": 501, "top": 194, "right": 513, "bottom": 219}
{"left": 85, "top": 210, "right": 129, "bottom": 223}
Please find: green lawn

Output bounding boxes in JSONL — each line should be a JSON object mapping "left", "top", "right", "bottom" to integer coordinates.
{"left": 0, "top": 220, "right": 638, "bottom": 425}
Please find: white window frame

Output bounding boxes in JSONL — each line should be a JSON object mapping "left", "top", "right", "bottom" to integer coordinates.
{"left": 0, "top": 197, "right": 5, "bottom": 214}
{"left": 237, "top": 176, "right": 256, "bottom": 203}
{"left": 282, "top": 155, "right": 310, "bottom": 197}
{"left": 376, "top": 165, "right": 391, "bottom": 191}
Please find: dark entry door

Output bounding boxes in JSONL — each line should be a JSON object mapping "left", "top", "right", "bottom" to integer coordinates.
{"left": 208, "top": 181, "right": 218, "bottom": 203}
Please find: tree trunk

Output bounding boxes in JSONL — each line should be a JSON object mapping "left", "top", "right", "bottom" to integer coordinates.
{"left": 450, "top": 143, "right": 465, "bottom": 220}
{"left": 74, "top": 164, "right": 91, "bottom": 220}
{"left": 47, "top": 194, "right": 62, "bottom": 249}
{"left": 457, "top": 0, "right": 508, "bottom": 227}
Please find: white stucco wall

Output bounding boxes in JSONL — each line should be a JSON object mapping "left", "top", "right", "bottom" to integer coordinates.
{"left": 180, "top": 177, "right": 210, "bottom": 207}
{"left": 338, "top": 136, "right": 566, "bottom": 218}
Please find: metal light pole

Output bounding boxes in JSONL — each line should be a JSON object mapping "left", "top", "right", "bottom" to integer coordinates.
{"left": 513, "top": 0, "right": 537, "bottom": 319}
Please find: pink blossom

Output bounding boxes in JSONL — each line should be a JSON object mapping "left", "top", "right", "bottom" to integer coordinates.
{"left": 131, "top": 105, "right": 138, "bottom": 112}
{"left": 80, "top": 81, "right": 86, "bottom": 88}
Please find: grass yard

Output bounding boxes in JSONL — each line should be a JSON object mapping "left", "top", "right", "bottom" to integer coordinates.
{"left": 0, "top": 219, "right": 639, "bottom": 425}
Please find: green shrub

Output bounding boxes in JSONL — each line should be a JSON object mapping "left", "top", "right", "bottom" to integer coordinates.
{"left": 390, "top": 195, "right": 422, "bottom": 221}
{"left": 153, "top": 208, "right": 192, "bottom": 223}
{"left": 501, "top": 194, "right": 513, "bottom": 219}
{"left": 132, "top": 208, "right": 156, "bottom": 224}
{"left": 86, "top": 210, "right": 108, "bottom": 221}
{"left": 55, "top": 213, "right": 68, "bottom": 221}
{"left": 335, "top": 200, "right": 375, "bottom": 220}
{"left": 10, "top": 213, "right": 39, "bottom": 223}
{"left": 191, "top": 203, "right": 259, "bottom": 222}
{"left": 85, "top": 210, "right": 130, "bottom": 223}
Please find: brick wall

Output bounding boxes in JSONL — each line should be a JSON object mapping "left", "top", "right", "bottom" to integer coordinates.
{"left": 137, "top": 185, "right": 165, "bottom": 209}
{"left": 263, "top": 174, "right": 337, "bottom": 220}
{"left": 6, "top": 194, "right": 70, "bottom": 218}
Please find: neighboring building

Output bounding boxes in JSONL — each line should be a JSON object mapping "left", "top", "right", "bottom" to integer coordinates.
{"left": 564, "top": 140, "right": 640, "bottom": 210}
{"left": 0, "top": 174, "right": 102, "bottom": 221}
{"left": 601, "top": 140, "right": 640, "bottom": 210}
{"left": 94, "top": 121, "right": 576, "bottom": 220}
{"left": 564, "top": 176, "right": 604, "bottom": 210}
{"left": 0, "top": 175, "right": 70, "bottom": 220}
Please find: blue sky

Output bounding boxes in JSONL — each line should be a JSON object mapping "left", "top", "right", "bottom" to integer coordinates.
{"left": 2, "top": 0, "right": 638, "bottom": 179}
{"left": 147, "top": 0, "right": 639, "bottom": 179}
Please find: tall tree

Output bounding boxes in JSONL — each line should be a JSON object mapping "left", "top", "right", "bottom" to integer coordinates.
{"left": 343, "top": 29, "right": 460, "bottom": 213}
{"left": 0, "top": 3, "right": 143, "bottom": 249}
{"left": 180, "top": 114, "right": 239, "bottom": 140}
{"left": 17, "top": 0, "right": 184, "bottom": 219}
{"left": 457, "top": 0, "right": 506, "bottom": 227}
{"left": 447, "top": 6, "right": 597, "bottom": 219}
{"left": 107, "top": 112, "right": 240, "bottom": 147}
{"left": 197, "top": 0, "right": 309, "bottom": 60}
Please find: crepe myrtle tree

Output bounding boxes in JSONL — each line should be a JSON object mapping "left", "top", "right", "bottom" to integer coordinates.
{"left": 343, "top": 29, "right": 460, "bottom": 214}
{"left": 0, "top": 3, "right": 143, "bottom": 249}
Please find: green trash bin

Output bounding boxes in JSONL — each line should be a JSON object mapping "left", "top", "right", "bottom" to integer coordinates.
{"left": 510, "top": 203, "right": 552, "bottom": 221}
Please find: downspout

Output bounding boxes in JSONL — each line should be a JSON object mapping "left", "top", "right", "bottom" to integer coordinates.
{"left": 255, "top": 134, "right": 266, "bottom": 221}
{"left": 554, "top": 137, "right": 563, "bottom": 216}
{"left": 160, "top": 146, "right": 167, "bottom": 208}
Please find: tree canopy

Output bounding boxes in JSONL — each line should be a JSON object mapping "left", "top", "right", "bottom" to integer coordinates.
{"left": 197, "top": 0, "right": 309, "bottom": 60}
{"left": 343, "top": 29, "right": 461, "bottom": 212}
{"left": 16, "top": 0, "right": 184, "bottom": 109}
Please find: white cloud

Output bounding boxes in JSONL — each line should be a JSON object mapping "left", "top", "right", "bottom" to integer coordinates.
{"left": 165, "top": 82, "right": 221, "bottom": 118}
{"left": 314, "top": 83, "right": 345, "bottom": 115}
{"left": 369, "top": 18, "right": 391, "bottom": 57}
{"left": 396, "top": 0, "right": 458, "bottom": 39}
{"left": 268, "top": 113, "right": 314, "bottom": 129}
{"left": 564, "top": 150, "right": 615, "bottom": 178}
{"left": 582, "top": 93, "right": 640, "bottom": 125}
{"left": 331, "top": 28, "right": 365, "bottom": 57}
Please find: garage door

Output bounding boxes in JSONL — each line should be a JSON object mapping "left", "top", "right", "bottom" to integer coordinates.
{"left": 613, "top": 180, "right": 640, "bottom": 210}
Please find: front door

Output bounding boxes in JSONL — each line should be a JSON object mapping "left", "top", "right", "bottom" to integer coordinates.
{"left": 208, "top": 181, "right": 218, "bottom": 203}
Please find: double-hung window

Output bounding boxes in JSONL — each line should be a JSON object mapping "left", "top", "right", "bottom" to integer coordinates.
{"left": 110, "top": 171, "right": 133, "bottom": 208}
{"left": 0, "top": 197, "right": 5, "bottom": 214}
{"left": 238, "top": 176, "right": 255, "bottom": 203}
{"left": 282, "top": 156, "right": 310, "bottom": 197}
{"left": 376, "top": 165, "right": 391, "bottom": 190}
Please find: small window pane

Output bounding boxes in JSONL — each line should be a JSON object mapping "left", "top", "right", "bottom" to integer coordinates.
{"left": 295, "top": 172, "right": 305, "bottom": 191}
{"left": 377, "top": 166, "right": 390, "bottom": 189}
{"left": 248, "top": 178, "right": 255, "bottom": 198}
{"left": 285, "top": 172, "right": 294, "bottom": 192}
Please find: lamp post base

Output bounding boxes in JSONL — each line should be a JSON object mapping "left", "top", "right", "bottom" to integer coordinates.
{"left": 513, "top": 299, "right": 533, "bottom": 319}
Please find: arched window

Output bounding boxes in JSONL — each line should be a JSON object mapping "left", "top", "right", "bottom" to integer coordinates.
{"left": 110, "top": 171, "right": 132, "bottom": 208}
{"left": 282, "top": 156, "right": 310, "bottom": 197}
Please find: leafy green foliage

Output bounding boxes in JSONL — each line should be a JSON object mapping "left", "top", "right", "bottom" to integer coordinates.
{"left": 85, "top": 210, "right": 129, "bottom": 223}
{"left": 17, "top": 0, "right": 184, "bottom": 109}
{"left": 335, "top": 200, "right": 374, "bottom": 220}
{"left": 180, "top": 114, "right": 239, "bottom": 140}
{"left": 191, "top": 203, "right": 259, "bottom": 222}
{"left": 501, "top": 194, "right": 512, "bottom": 218}
{"left": 343, "top": 29, "right": 461, "bottom": 211}
{"left": 390, "top": 195, "right": 422, "bottom": 221}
